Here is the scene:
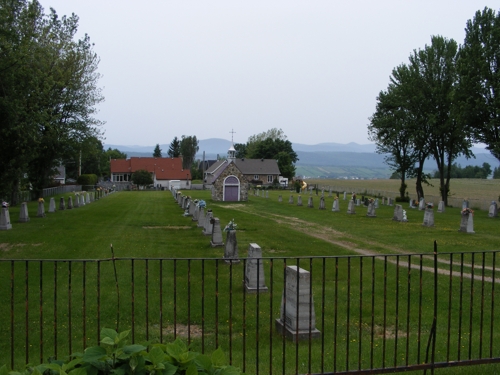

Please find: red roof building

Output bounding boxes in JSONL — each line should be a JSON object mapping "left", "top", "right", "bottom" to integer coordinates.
{"left": 110, "top": 157, "right": 191, "bottom": 188}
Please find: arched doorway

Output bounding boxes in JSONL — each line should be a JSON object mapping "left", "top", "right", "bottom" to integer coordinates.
{"left": 223, "top": 175, "right": 240, "bottom": 201}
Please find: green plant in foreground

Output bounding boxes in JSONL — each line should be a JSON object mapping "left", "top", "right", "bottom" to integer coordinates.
{"left": 2, "top": 328, "right": 242, "bottom": 375}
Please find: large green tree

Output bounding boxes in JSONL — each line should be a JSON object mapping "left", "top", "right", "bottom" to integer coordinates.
{"left": 131, "top": 169, "right": 153, "bottom": 189}
{"left": 179, "top": 135, "right": 199, "bottom": 170}
{"left": 167, "top": 136, "right": 181, "bottom": 158}
{"left": 0, "top": 0, "right": 103, "bottom": 201}
{"left": 457, "top": 7, "right": 500, "bottom": 162}
{"left": 153, "top": 144, "right": 162, "bottom": 157}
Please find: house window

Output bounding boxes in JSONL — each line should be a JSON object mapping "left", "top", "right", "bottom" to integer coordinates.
{"left": 254, "top": 175, "right": 259, "bottom": 180}
{"left": 267, "top": 175, "right": 273, "bottom": 183}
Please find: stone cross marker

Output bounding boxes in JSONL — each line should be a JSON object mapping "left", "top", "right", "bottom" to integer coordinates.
{"left": 422, "top": 208, "right": 434, "bottom": 227}
{"left": 437, "top": 201, "right": 445, "bottom": 213}
{"left": 0, "top": 207, "right": 12, "bottom": 230}
{"left": 202, "top": 210, "right": 213, "bottom": 236}
{"left": 210, "top": 217, "right": 224, "bottom": 247}
{"left": 347, "top": 200, "right": 356, "bottom": 215}
{"left": 275, "top": 265, "right": 321, "bottom": 341}
{"left": 48, "top": 197, "right": 56, "bottom": 213}
{"left": 223, "top": 230, "right": 240, "bottom": 264}
{"left": 245, "top": 243, "right": 268, "bottom": 293}
{"left": 19, "top": 202, "right": 30, "bottom": 223}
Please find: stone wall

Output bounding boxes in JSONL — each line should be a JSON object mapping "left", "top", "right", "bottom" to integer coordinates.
{"left": 212, "top": 163, "right": 249, "bottom": 201}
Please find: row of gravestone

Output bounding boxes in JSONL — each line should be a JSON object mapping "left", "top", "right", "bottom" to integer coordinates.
{"left": 0, "top": 189, "right": 111, "bottom": 230}
{"left": 170, "top": 187, "right": 320, "bottom": 341}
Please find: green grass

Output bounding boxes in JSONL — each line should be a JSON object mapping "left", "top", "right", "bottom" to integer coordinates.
{"left": 1, "top": 189, "right": 500, "bottom": 374}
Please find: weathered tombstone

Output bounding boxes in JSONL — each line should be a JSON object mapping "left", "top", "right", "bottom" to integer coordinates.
{"left": 265, "top": 190, "right": 269, "bottom": 199}
{"left": 89, "top": 193, "right": 94, "bottom": 203}
{"left": 0, "top": 208, "right": 12, "bottom": 230}
{"left": 422, "top": 207, "right": 434, "bottom": 227}
{"left": 245, "top": 243, "right": 268, "bottom": 292}
{"left": 188, "top": 199, "right": 196, "bottom": 216}
{"left": 202, "top": 210, "right": 213, "bottom": 235}
{"left": 223, "top": 230, "right": 240, "bottom": 264}
{"left": 86, "top": 193, "right": 91, "bottom": 204}
{"left": 347, "top": 200, "right": 356, "bottom": 214}
{"left": 318, "top": 196, "right": 325, "bottom": 210}
{"left": 19, "top": 202, "right": 30, "bottom": 222}
{"left": 297, "top": 195, "right": 303, "bottom": 206}
{"left": 307, "top": 196, "right": 314, "bottom": 208}
{"left": 332, "top": 198, "right": 340, "bottom": 212}
{"left": 256, "top": 189, "right": 260, "bottom": 197}
{"left": 389, "top": 197, "right": 394, "bottom": 206}
{"left": 37, "top": 201, "right": 46, "bottom": 217}
{"left": 356, "top": 199, "right": 361, "bottom": 206}
{"left": 343, "top": 192, "right": 347, "bottom": 200}
{"left": 59, "top": 197, "right": 66, "bottom": 210}
{"left": 488, "top": 201, "right": 498, "bottom": 218}
{"left": 382, "top": 197, "right": 386, "bottom": 206}
{"left": 374, "top": 198, "right": 379, "bottom": 208}
{"left": 437, "top": 201, "right": 445, "bottom": 213}
{"left": 278, "top": 195, "right": 282, "bottom": 202}
{"left": 459, "top": 211, "right": 475, "bottom": 233}
{"left": 210, "top": 217, "right": 224, "bottom": 247}
{"left": 275, "top": 266, "right": 321, "bottom": 341}
{"left": 80, "top": 194, "right": 85, "bottom": 206}
{"left": 67, "top": 196, "right": 73, "bottom": 209}
{"left": 197, "top": 207, "right": 206, "bottom": 228}
{"left": 462, "top": 200, "right": 469, "bottom": 210}
{"left": 192, "top": 204, "right": 199, "bottom": 222}
{"left": 48, "top": 197, "right": 56, "bottom": 213}
{"left": 328, "top": 188, "right": 332, "bottom": 197}
{"left": 289, "top": 195, "right": 294, "bottom": 204}
{"left": 74, "top": 195, "right": 80, "bottom": 208}
{"left": 418, "top": 198, "right": 425, "bottom": 211}
{"left": 392, "top": 204, "right": 407, "bottom": 222}
{"left": 409, "top": 199, "right": 415, "bottom": 209}
{"left": 366, "top": 201, "right": 376, "bottom": 217}
{"left": 177, "top": 193, "right": 182, "bottom": 206}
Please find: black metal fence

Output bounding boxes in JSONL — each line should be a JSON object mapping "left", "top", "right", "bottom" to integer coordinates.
{"left": 2, "top": 249, "right": 500, "bottom": 374}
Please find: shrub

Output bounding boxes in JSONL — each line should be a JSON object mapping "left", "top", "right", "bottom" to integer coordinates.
{"left": 3, "top": 328, "right": 242, "bottom": 375}
{"left": 395, "top": 196, "right": 410, "bottom": 203}
{"left": 77, "top": 174, "right": 98, "bottom": 186}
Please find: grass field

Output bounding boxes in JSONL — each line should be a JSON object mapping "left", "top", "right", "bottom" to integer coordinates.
{"left": 1, "top": 187, "right": 500, "bottom": 374}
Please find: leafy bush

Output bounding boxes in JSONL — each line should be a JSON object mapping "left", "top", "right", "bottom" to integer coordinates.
{"left": 3, "top": 328, "right": 242, "bottom": 375}
{"left": 77, "top": 174, "right": 98, "bottom": 186}
{"left": 395, "top": 196, "right": 410, "bottom": 203}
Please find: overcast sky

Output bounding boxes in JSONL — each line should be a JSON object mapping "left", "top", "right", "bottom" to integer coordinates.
{"left": 42, "top": 1, "right": 497, "bottom": 147}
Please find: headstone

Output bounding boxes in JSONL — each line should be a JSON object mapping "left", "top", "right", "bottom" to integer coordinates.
{"left": 347, "top": 200, "right": 356, "bottom": 215}
{"left": 74, "top": 195, "right": 80, "bottom": 208}
{"left": 37, "top": 201, "right": 46, "bottom": 217}
{"left": 278, "top": 195, "right": 282, "bottom": 203}
{"left": 177, "top": 193, "right": 182, "bottom": 206}
{"left": 67, "top": 196, "right": 73, "bottom": 209}
{"left": 343, "top": 192, "right": 347, "bottom": 200}
{"left": 366, "top": 201, "right": 376, "bottom": 217}
{"left": 422, "top": 208, "right": 434, "bottom": 227}
{"left": 418, "top": 198, "right": 425, "bottom": 211}
{"left": 197, "top": 207, "right": 206, "bottom": 228}
{"left": 223, "top": 230, "right": 240, "bottom": 264}
{"left": 392, "top": 204, "right": 407, "bottom": 222}
{"left": 356, "top": 199, "right": 361, "bottom": 206}
{"left": 318, "top": 196, "right": 325, "bottom": 210}
{"left": 462, "top": 200, "right": 469, "bottom": 210}
{"left": 265, "top": 190, "right": 269, "bottom": 199}
{"left": 256, "top": 189, "right": 260, "bottom": 197}
{"left": 0, "top": 208, "right": 12, "bottom": 230}
{"left": 210, "top": 217, "right": 224, "bottom": 247}
{"left": 245, "top": 243, "right": 268, "bottom": 292}
{"left": 321, "top": 189, "right": 324, "bottom": 197}
{"left": 332, "top": 199, "right": 340, "bottom": 212}
{"left": 202, "top": 210, "right": 213, "bottom": 235}
{"left": 307, "top": 196, "right": 314, "bottom": 208}
{"left": 328, "top": 188, "right": 332, "bottom": 198}
{"left": 59, "top": 197, "right": 66, "bottom": 210}
{"left": 289, "top": 195, "right": 294, "bottom": 204}
{"left": 488, "top": 201, "right": 498, "bottom": 218}
{"left": 19, "top": 202, "right": 30, "bottom": 222}
{"left": 459, "top": 212, "right": 475, "bottom": 233}
{"left": 409, "top": 199, "right": 415, "bottom": 209}
{"left": 437, "top": 201, "right": 445, "bottom": 213}
{"left": 374, "top": 198, "right": 379, "bottom": 208}
{"left": 188, "top": 199, "right": 196, "bottom": 216}
{"left": 275, "top": 266, "right": 321, "bottom": 341}
{"left": 80, "top": 194, "right": 85, "bottom": 206}
{"left": 192, "top": 204, "right": 199, "bottom": 222}
{"left": 382, "top": 197, "right": 386, "bottom": 206}
{"left": 90, "top": 192, "right": 94, "bottom": 202}
{"left": 48, "top": 197, "right": 56, "bottom": 213}
{"left": 297, "top": 195, "right": 303, "bottom": 206}
{"left": 86, "top": 193, "right": 90, "bottom": 204}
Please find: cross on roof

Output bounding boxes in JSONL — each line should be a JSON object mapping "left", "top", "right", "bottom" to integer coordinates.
{"left": 229, "top": 128, "right": 236, "bottom": 144}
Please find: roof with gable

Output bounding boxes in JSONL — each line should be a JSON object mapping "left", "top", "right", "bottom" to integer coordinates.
{"left": 233, "top": 158, "right": 280, "bottom": 175}
{"left": 110, "top": 157, "right": 191, "bottom": 180}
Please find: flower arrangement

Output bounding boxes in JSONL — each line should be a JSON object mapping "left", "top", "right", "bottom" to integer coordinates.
{"left": 224, "top": 219, "right": 238, "bottom": 232}
{"left": 2, "top": 201, "right": 9, "bottom": 208}
{"left": 368, "top": 198, "right": 374, "bottom": 204}
{"left": 198, "top": 200, "right": 206, "bottom": 208}
{"left": 38, "top": 197, "right": 44, "bottom": 203}
{"left": 462, "top": 207, "right": 474, "bottom": 216}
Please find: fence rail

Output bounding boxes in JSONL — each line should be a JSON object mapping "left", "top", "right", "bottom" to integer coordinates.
{"left": 1, "top": 249, "right": 500, "bottom": 374}
{"left": 42, "top": 185, "right": 82, "bottom": 198}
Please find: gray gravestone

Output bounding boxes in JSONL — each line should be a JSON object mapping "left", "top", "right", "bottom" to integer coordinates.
{"left": 374, "top": 198, "right": 379, "bottom": 208}
{"left": 437, "top": 201, "right": 445, "bottom": 213}
{"left": 74, "top": 195, "right": 80, "bottom": 208}
{"left": 462, "top": 200, "right": 469, "bottom": 210}
{"left": 347, "top": 200, "right": 356, "bottom": 214}
{"left": 328, "top": 188, "right": 332, "bottom": 197}
{"left": 0, "top": 208, "right": 12, "bottom": 230}
{"left": 275, "top": 266, "right": 320, "bottom": 341}
{"left": 422, "top": 208, "right": 434, "bottom": 227}
{"left": 356, "top": 199, "right": 361, "bottom": 206}
{"left": 188, "top": 199, "right": 196, "bottom": 216}
{"left": 192, "top": 204, "right": 199, "bottom": 222}
{"left": 86, "top": 193, "right": 91, "bottom": 204}
{"left": 59, "top": 197, "right": 66, "bottom": 210}
{"left": 210, "top": 217, "right": 224, "bottom": 247}
{"left": 459, "top": 213, "right": 474, "bottom": 233}
{"left": 366, "top": 202, "right": 376, "bottom": 217}
{"left": 48, "top": 197, "right": 56, "bottom": 213}
{"left": 289, "top": 195, "right": 294, "bottom": 204}
{"left": 488, "top": 201, "right": 498, "bottom": 218}
{"left": 297, "top": 195, "right": 303, "bottom": 206}
{"left": 332, "top": 199, "right": 340, "bottom": 212}
{"left": 343, "top": 192, "right": 347, "bottom": 200}
{"left": 197, "top": 207, "right": 206, "bottom": 228}
{"left": 265, "top": 190, "right": 269, "bottom": 199}
{"left": 80, "top": 194, "right": 85, "bottom": 206}
{"left": 177, "top": 193, "right": 182, "bottom": 206}
{"left": 318, "top": 196, "right": 325, "bottom": 210}
{"left": 278, "top": 195, "right": 282, "bottom": 202}
{"left": 67, "top": 196, "right": 73, "bottom": 209}
{"left": 307, "top": 196, "right": 314, "bottom": 208}
{"left": 223, "top": 230, "right": 240, "bottom": 264}
{"left": 393, "top": 204, "right": 404, "bottom": 222}
{"left": 37, "top": 201, "right": 46, "bottom": 217}
{"left": 245, "top": 243, "right": 268, "bottom": 292}
{"left": 418, "top": 198, "right": 425, "bottom": 211}
{"left": 19, "top": 202, "right": 30, "bottom": 222}
{"left": 203, "top": 210, "right": 213, "bottom": 235}
{"left": 382, "top": 197, "right": 386, "bottom": 205}
{"left": 388, "top": 197, "right": 393, "bottom": 206}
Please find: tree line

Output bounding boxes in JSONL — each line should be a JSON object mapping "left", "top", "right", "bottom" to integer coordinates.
{"left": 368, "top": 7, "right": 500, "bottom": 205}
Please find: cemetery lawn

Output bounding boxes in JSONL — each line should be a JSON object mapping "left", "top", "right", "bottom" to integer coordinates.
{"left": 1, "top": 189, "right": 500, "bottom": 374}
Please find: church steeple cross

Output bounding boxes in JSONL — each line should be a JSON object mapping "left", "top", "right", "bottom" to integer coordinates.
{"left": 229, "top": 128, "right": 236, "bottom": 144}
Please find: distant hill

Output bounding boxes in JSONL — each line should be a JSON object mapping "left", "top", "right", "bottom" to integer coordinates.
{"left": 104, "top": 139, "right": 498, "bottom": 178}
